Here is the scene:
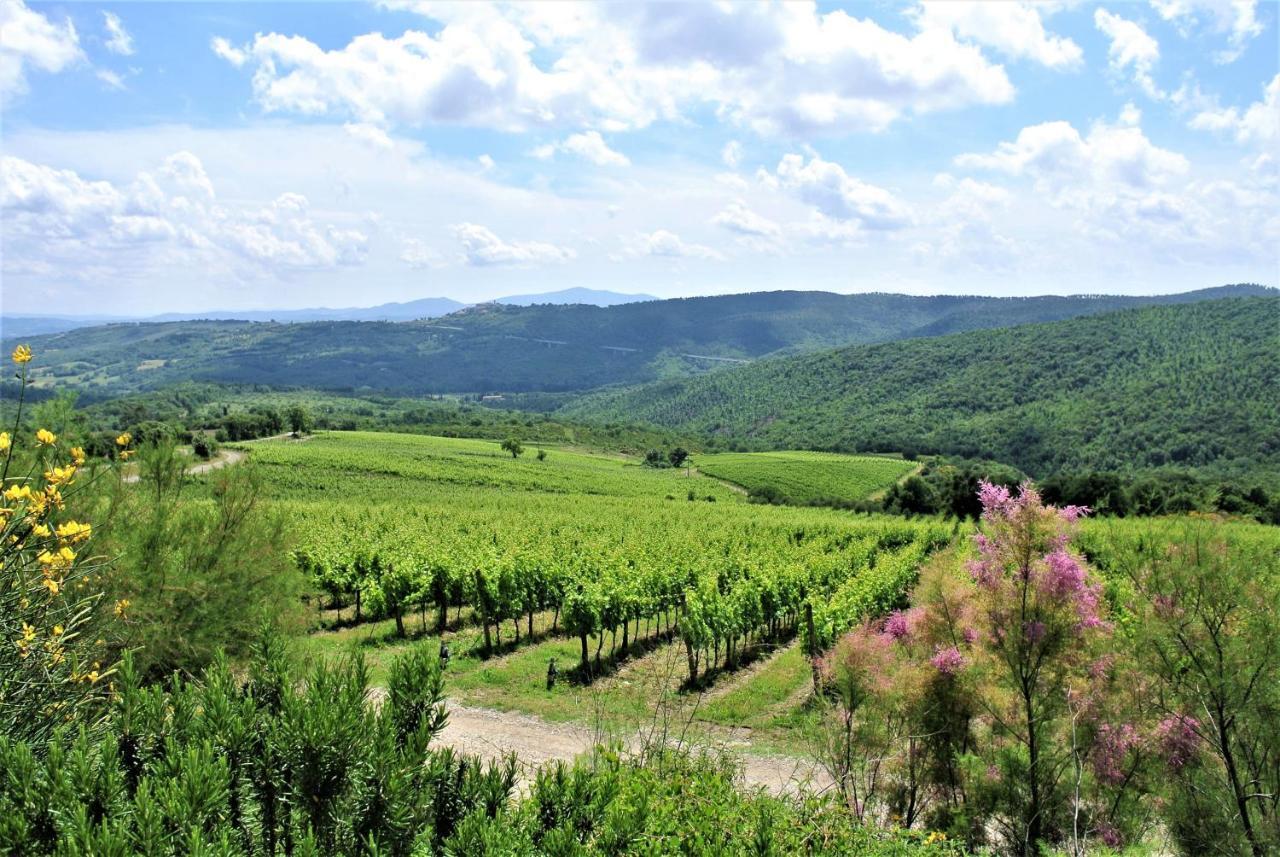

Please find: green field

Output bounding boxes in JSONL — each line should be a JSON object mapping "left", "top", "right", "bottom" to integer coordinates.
{"left": 695, "top": 450, "right": 917, "bottom": 504}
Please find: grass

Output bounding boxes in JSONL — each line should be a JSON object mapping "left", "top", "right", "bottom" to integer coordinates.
{"left": 695, "top": 450, "right": 917, "bottom": 505}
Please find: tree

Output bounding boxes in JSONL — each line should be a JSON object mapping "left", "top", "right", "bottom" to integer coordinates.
{"left": 643, "top": 449, "right": 665, "bottom": 468}
{"left": 536, "top": 449, "right": 547, "bottom": 462}
{"left": 501, "top": 437, "right": 524, "bottom": 458}
{"left": 287, "top": 404, "right": 310, "bottom": 436}
{"left": 668, "top": 447, "right": 689, "bottom": 468}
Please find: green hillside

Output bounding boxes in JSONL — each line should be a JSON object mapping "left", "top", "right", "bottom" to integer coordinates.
{"left": 564, "top": 297, "right": 1280, "bottom": 479}
{"left": 694, "top": 450, "right": 917, "bottom": 504}
{"left": 6, "top": 285, "right": 1269, "bottom": 397}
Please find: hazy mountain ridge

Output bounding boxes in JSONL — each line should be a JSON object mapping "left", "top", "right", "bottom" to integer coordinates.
{"left": 5, "top": 285, "right": 1271, "bottom": 398}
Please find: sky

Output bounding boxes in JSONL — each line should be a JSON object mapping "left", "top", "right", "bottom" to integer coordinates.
{"left": 1, "top": 0, "right": 1277, "bottom": 315}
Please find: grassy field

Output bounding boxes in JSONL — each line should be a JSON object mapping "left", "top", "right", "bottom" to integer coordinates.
{"left": 694, "top": 450, "right": 917, "bottom": 504}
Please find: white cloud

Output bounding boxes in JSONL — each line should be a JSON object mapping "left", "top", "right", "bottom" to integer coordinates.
{"left": 1, "top": 152, "right": 369, "bottom": 278}
{"left": 212, "top": 3, "right": 1013, "bottom": 136}
{"left": 477, "top": 154, "right": 495, "bottom": 172}
{"left": 956, "top": 119, "right": 1188, "bottom": 195}
{"left": 533, "top": 131, "right": 629, "bottom": 166}
{"left": 913, "top": 2, "right": 1082, "bottom": 69}
{"left": 210, "top": 36, "right": 247, "bottom": 67}
{"left": 631, "top": 229, "right": 724, "bottom": 260}
{"left": 344, "top": 122, "right": 395, "bottom": 149}
{"left": 0, "top": 0, "right": 83, "bottom": 97}
{"left": 1094, "top": 9, "right": 1163, "bottom": 99}
{"left": 1189, "top": 73, "right": 1279, "bottom": 145}
{"left": 96, "top": 68, "right": 126, "bottom": 90}
{"left": 452, "top": 222, "right": 575, "bottom": 266}
{"left": 1150, "top": 0, "right": 1262, "bottom": 63}
{"left": 774, "top": 153, "right": 912, "bottom": 229}
{"left": 102, "top": 11, "right": 134, "bottom": 56}
{"left": 712, "top": 199, "right": 780, "bottom": 238}
{"left": 721, "top": 140, "right": 743, "bottom": 168}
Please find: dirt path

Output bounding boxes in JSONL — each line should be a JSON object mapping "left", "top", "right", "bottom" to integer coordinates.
{"left": 686, "top": 466, "right": 749, "bottom": 496}
{"left": 435, "top": 701, "right": 831, "bottom": 797}
{"left": 121, "top": 448, "right": 246, "bottom": 483}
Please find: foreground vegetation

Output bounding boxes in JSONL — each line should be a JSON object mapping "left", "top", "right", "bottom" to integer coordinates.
{"left": 5, "top": 345, "right": 1279, "bottom": 855}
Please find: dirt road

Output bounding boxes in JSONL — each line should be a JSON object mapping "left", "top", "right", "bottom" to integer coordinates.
{"left": 121, "top": 448, "right": 246, "bottom": 483}
{"left": 435, "top": 702, "right": 832, "bottom": 796}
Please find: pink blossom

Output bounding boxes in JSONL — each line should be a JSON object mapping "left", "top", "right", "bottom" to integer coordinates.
{"left": 883, "top": 610, "right": 912, "bottom": 641}
{"left": 931, "top": 646, "right": 965, "bottom": 675}
{"left": 1043, "top": 550, "right": 1087, "bottom": 599}
{"left": 1092, "top": 723, "right": 1141, "bottom": 786}
{"left": 1096, "top": 822, "right": 1123, "bottom": 848}
{"left": 961, "top": 626, "right": 979, "bottom": 645}
{"left": 1059, "top": 504, "right": 1091, "bottom": 524}
{"left": 977, "top": 480, "right": 1013, "bottom": 519}
{"left": 1156, "top": 715, "right": 1200, "bottom": 771}
{"left": 1088, "top": 654, "right": 1115, "bottom": 679}
{"left": 1023, "top": 620, "right": 1046, "bottom": 643}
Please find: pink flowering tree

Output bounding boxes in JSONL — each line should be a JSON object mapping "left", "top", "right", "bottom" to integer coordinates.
{"left": 954, "top": 481, "right": 1114, "bottom": 853}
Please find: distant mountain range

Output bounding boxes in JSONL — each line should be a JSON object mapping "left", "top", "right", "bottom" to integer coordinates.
{"left": 6, "top": 284, "right": 1270, "bottom": 399}
{"left": 0, "top": 289, "right": 656, "bottom": 339}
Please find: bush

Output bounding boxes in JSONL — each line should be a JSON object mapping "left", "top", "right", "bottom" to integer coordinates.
{"left": 98, "top": 441, "right": 304, "bottom": 680}
{"left": 190, "top": 433, "right": 219, "bottom": 460}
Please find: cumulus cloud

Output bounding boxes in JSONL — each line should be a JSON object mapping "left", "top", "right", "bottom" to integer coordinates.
{"left": 211, "top": 2, "right": 1013, "bottom": 136}
{"left": 955, "top": 119, "right": 1188, "bottom": 196}
{"left": 774, "top": 153, "right": 912, "bottom": 230}
{"left": 0, "top": 152, "right": 369, "bottom": 278}
{"left": 102, "top": 11, "right": 134, "bottom": 56}
{"left": 532, "top": 131, "right": 629, "bottom": 166}
{"left": 1150, "top": 0, "right": 1262, "bottom": 63}
{"left": 1095, "top": 9, "right": 1163, "bottom": 99}
{"left": 711, "top": 199, "right": 780, "bottom": 238}
{"left": 913, "top": 2, "right": 1082, "bottom": 69}
{"left": 452, "top": 222, "right": 575, "bottom": 266}
{"left": 1189, "top": 73, "right": 1279, "bottom": 145}
{"left": 629, "top": 229, "right": 724, "bottom": 261}
{"left": 0, "top": 0, "right": 83, "bottom": 97}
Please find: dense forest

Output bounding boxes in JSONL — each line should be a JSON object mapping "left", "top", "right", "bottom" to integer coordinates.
{"left": 4, "top": 285, "right": 1269, "bottom": 397}
{"left": 565, "top": 297, "right": 1280, "bottom": 480}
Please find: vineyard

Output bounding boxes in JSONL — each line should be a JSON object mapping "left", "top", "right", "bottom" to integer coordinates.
{"left": 694, "top": 450, "right": 918, "bottom": 504}
{"left": 236, "top": 433, "right": 954, "bottom": 729}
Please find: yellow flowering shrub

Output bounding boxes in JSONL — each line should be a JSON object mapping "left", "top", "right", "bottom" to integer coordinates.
{"left": 1, "top": 345, "right": 126, "bottom": 745}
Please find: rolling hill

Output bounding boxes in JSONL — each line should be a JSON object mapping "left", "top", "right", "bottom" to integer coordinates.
{"left": 6, "top": 285, "right": 1269, "bottom": 398}
{"left": 563, "top": 296, "right": 1280, "bottom": 479}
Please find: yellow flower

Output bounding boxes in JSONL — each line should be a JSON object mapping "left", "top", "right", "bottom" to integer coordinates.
{"left": 43, "top": 465, "right": 76, "bottom": 486}
{"left": 83, "top": 670, "right": 100, "bottom": 684}
{"left": 119, "top": 449, "right": 134, "bottom": 461}
{"left": 51, "top": 624, "right": 64, "bottom": 638}
{"left": 115, "top": 432, "right": 132, "bottom": 448}
{"left": 35, "top": 428, "right": 56, "bottom": 446}
{"left": 0, "top": 432, "right": 10, "bottom": 453}
{"left": 3, "top": 484, "right": 33, "bottom": 503}
{"left": 56, "top": 520, "right": 91, "bottom": 543}
{"left": 57, "top": 546, "right": 75, "bottom": 564}
{"left": 32, "top": 523, "right": 51, "bottom": 538}
{"left": 11, "top": 344, "right": 32, "bottom": 365}
{"left": 42, "top": 578, "right": 60, "bottom": 596}
{"left": 70, "top": 446, "right": 86, "bottom": 465}
{"left": 114, "top": 598, "right": 131, "bottom": 617}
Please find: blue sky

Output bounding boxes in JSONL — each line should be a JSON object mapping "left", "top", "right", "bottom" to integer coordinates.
{"left": 1, "top": 0, "right": 1276, "bottom": 315}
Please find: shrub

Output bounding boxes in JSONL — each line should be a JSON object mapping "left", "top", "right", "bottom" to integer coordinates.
{"left": 1, "top": 345, "right": 120, "bottom": 747}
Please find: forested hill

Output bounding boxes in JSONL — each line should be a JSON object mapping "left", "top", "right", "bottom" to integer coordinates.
{"left": 6, "top": 284, "right": 1270, "bottom": 397}
{"left": 562, "top": 297, "right": 1280, "bottom": 479}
